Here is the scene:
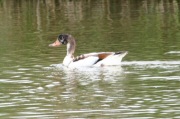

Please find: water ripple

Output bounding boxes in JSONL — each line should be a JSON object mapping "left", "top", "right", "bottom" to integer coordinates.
{"left": 165, "top": 51, "right": 180, "bottom": 54}
{"left": 122, "top": 61, "right": 180, "bottom": 66}
{"left": 0, "top": 78, "right": 33, "bottom": 84}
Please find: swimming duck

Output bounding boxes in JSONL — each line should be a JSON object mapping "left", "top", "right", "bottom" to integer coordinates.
{"left": 49, "top": 34, "right": 128, "bottom": 68}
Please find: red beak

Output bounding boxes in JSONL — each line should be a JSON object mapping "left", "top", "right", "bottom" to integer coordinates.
{"left": 49, "top": 39, "right": 61, "bottom": 47}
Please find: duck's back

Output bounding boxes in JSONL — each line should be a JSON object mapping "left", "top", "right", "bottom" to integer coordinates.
{"left": 64, "top": 51, "right": 127, "bottom": 68}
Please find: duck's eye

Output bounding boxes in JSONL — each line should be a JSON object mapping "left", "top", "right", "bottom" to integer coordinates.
{"left": 62, "top": 39, "right": 68, "bottom": 45}
{"left": 58, "top": 34, "right": 69, "bottom": 45}
{"left": 60, "top": 39, "right": 67, "bottom": 45}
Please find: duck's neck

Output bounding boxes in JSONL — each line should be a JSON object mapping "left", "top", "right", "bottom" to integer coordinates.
{"left": 63, "top": 38, "right": 76, "bottom": 67}
{"left": 66, "top": 38, "right": 76, "bottom": 57}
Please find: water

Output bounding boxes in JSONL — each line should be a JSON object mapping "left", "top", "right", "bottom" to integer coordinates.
{"left": 0, "top": 0, "right": 180, "bottom": 118}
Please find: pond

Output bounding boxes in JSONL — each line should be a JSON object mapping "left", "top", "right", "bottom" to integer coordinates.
{"left": 0, "top": 0, "right": 180, "bottom": 118}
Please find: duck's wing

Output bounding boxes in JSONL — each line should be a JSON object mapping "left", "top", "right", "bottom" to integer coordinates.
{"left": 94, "top": 51, "right": 128, "bottom": 66}
{"left": 73, "top": 52, "right": 114, "bottom": 62}
{"left": 70, "top": 51, "right": 127, "bottom": 67}
{"left": 68, "top": 52, "right": 113, "bottom": 67}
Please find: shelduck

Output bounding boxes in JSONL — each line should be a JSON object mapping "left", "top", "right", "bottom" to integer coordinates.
{"left": 49, "top": 34, "right": 128, "bottom": 68}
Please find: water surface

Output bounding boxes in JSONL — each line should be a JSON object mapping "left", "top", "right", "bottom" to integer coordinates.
{"left": 0, "top": 0, "right": 180, "bottom": 118}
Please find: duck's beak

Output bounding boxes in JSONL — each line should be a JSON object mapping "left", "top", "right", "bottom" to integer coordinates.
{"left": 49, "top": 39, "right": 61, "bottom": 47}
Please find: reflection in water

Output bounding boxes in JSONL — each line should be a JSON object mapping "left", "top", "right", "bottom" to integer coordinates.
{"left": 1, "top": 0, "right": 180, "bottom": 61}
{"left": 1, "top": 0, "right": 180, "bottom": 33}
{"left": 45, "top": 62, "right": 180, "bottom": 118}
{"left": 49, "top": 64, "right": 124, "bottom": 81}
{"left": 0, "top": 0, "right": 180, "bottom": 118}
{"left": 0, "top": 60, "right": 180, "bottom": 118}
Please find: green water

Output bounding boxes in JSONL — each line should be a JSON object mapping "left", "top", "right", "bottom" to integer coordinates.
{"left": 0, "top": 0, "right": 180, "bottom": 118}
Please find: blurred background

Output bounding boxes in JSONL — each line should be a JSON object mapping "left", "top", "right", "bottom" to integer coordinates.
{"left": 0, "top": 0, "right": 180, "bottom": 118}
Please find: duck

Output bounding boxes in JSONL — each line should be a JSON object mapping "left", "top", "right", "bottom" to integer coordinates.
{"left": 49, "top": 34, "right": 128, "bottom": 68}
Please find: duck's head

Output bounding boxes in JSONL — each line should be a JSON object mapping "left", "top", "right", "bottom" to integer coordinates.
{"left": 49, "top": 34, "right": 76, "bottom": 55}
{"left": 49, "top": 34, "right": 71, "bottom": 47}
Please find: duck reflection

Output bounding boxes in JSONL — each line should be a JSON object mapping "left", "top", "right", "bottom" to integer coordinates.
{"left": 50, "top": 64, "right": 125, "bottom": 82}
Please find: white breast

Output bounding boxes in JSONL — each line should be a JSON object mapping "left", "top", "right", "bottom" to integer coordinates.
{"left": 63, "top": 55, "right": 73, "bottom": 67}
